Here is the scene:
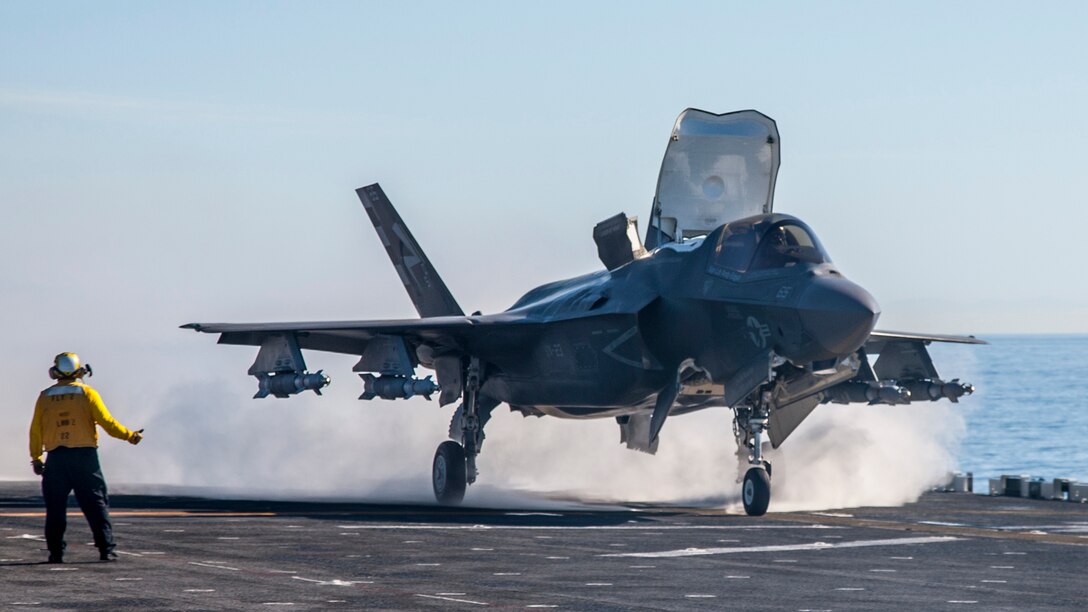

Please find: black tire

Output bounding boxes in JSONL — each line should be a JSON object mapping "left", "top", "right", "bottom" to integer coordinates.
{"left": 433, "top": 441, "right": 467, "bottom": 505}
{"left": 742, "top": 467, "right": 771, "bottom": 516}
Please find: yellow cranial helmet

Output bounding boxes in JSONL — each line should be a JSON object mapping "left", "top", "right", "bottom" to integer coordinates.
{"left": 50, "top": 352, "right": 89, "bottom": 379}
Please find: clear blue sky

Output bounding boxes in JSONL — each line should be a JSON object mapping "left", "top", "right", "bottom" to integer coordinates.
{"left": 2, "top": 2, "right": 1085, "bottom": 482}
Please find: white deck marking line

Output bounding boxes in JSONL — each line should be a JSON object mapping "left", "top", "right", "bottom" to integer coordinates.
{"left": 605, "top": 535, "right": 960, "bottom": 558}
{"left": 920, "top": 521, "right": 966, "bottom": 527}
{"left": 184, "top": 589, "right": 215, "bottom": 593}
{"left": 998, "top": 524, "right": 1088, "bottom": 531}
{"left": 337, "top": 524, "right": 835, "bottom": 531}
{"left": 116, "top": 551, "right": 142, "bottom": 557}
{"left": 415, "top": 594, "right": 488, "bottom": 605}
{"left": 188, "top": 561, "right": 241, "bottom": 571}
{"left": 291, "top": 576, "right": 360, "bottom": 586}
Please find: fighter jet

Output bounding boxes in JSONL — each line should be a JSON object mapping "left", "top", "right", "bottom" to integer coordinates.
{"left": 184, "top": 109, "right": 983, "bottom": 516}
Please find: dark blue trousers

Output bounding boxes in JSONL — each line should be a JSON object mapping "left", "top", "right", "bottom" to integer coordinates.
{"left": 42, "top": 447, "right": 114, "bottom": 558}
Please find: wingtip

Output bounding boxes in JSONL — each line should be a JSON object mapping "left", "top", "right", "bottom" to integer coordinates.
{"left": 871, "top": 329, "right": 989, "bottom": 345}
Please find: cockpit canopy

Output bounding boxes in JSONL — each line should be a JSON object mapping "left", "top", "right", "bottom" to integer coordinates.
{"left": 707, "top": 216, "right": 831, "bottom": 278}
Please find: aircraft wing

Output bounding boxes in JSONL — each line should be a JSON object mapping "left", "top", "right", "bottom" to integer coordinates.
{"left": 861, "top": 329, "right": 985, "bottom": 387}
{"left": 183, "top": 315, "right": 545, "bottom": 403}
{"left": 867, "top": 330, "right": 987, "bottom": 346}
{"left": 181, "top": 314, "right": 527, "bottom": 356}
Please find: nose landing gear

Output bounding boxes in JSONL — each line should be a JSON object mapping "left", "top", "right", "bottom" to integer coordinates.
{"left": 742, "top": 467, "right": 771, "bottom": 516}
{"left": 733, "top": 390, "right": 773, "bottom": 516}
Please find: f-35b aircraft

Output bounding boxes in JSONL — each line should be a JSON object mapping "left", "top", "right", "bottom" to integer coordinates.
{"left": 184, "top": 109, "right": 982, "bottom": 515}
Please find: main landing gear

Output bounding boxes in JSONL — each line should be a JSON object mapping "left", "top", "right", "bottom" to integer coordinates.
{"left": 431, "top": 357, "right": 488, "bottom": 505}
{"left": 733, "top": 389, "right": 773, "bottom": 516}
{"left": 432, "top": 440, "right": 467, "bottom": 504}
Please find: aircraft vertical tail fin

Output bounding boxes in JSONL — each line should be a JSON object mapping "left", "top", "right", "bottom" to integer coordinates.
{"left": 356, "top": 184, "right": 464, "bottom": 318}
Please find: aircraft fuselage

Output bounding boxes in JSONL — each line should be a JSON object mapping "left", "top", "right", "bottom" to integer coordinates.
{"left": 470, "top": 213, "right": 879, "bottom": 417}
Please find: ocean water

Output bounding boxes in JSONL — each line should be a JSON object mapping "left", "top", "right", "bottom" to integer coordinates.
{"left": 931, "top": 335, "right": 1088, "bottom": 485}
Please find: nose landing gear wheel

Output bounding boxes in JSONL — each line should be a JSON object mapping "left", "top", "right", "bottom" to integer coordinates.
{"left": 433, "top": 441, "right": 467, "bottom": 505}
{"left": 742, "top": 467, "right": 771, "bottom": 516}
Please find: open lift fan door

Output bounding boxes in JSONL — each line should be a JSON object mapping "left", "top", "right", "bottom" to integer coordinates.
{"left": 646, "top": 109, "right": 780, "bottom": 249}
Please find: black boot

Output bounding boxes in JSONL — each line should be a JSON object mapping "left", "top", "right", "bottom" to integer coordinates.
{"left": 47, "top": 553, "right": 63, "bottom": 564}
{"left": 100, "top": 550, "right": 118, "bottom": 562}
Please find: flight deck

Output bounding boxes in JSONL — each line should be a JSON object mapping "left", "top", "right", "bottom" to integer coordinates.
{"left": 2, "top": 482, "right": 1086, "bottom": 610}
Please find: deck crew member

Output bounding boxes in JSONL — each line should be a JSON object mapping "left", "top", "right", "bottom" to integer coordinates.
{"left": 28, "top": 352, "right": 143, "bottom": 563}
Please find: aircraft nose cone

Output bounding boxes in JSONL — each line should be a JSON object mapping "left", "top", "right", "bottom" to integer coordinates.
{"left": 797, "top": 275, "right": 880, "bottom": 359}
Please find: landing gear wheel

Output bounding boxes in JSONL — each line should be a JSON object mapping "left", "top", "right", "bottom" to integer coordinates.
{"left": 433, "top": 441, "right": 467, "bottom": 505}
{"left": 742, "top": 467, "right": 771, "bottom": 516}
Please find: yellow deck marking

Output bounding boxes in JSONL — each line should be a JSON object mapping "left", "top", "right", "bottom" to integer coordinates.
{"left": 0, "top": 511, "right": 276, "bottom": 518}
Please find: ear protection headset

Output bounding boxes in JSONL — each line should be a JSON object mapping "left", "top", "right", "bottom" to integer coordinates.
{"left": 49, "top": 352, "right": 93, "bottom": 380}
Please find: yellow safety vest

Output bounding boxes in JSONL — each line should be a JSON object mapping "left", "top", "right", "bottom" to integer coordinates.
{"left": 29, "top": 380, "right": 135, "bottom": 462}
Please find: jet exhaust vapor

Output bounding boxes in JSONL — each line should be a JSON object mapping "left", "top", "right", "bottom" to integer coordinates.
{"left": 183, "top": 109, "right": 984, "bottom": 516}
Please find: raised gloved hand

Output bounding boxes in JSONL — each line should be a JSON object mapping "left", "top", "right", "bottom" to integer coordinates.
{"left": 32, "top": 459, "right": 45, "bottom": 476}
{"left": 129, "top": 429, "right": 144, "bottom": 445}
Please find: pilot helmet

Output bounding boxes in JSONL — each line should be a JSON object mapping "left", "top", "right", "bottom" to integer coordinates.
{"left": 50, "top": 352, "right": 91, "bottom": 380}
